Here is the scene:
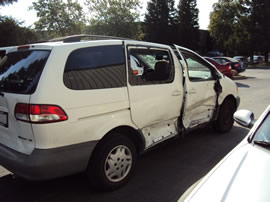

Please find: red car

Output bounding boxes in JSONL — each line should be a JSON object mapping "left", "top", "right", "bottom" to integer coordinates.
{"left": 204, "top": 57, "right": 233, "bottom": 79}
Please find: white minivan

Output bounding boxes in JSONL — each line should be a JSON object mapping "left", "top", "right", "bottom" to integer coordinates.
{"left": 0, "top": 35, "right": 239, "bottom": 190}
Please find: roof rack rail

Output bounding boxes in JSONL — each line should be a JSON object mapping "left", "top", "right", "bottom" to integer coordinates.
{"left": 48, "top": 34, "right": 132, "bottom": 43}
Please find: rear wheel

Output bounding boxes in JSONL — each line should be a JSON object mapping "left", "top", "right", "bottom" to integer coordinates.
{"left": 87, "top": 133, "right": 136, "bottom": 190}
{"left": 213, "top": 99, "right": 236, "bottom": 133}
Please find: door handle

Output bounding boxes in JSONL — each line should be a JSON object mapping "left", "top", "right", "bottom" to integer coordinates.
{"left": 188, "top": 88, "right": 196, "bottom": 94}
{"left": 172, "top": 90, "right": 182, "bottom": 96}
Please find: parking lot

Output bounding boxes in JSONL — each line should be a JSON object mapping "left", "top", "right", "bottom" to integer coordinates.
{"left": 0, "top": 67, "right": 269, "bottom": 202}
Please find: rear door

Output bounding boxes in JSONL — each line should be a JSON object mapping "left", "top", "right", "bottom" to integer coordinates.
{"left": 174, "top": 45, "right": 220, "bottom": 130}
{"left": 126, "top": 43, "right": 183, "bottom": 130}
{"left": 0, "top": 47, "right": 51, "bottom": 154}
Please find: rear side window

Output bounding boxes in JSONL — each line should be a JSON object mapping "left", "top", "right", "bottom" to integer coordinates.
{"left": 0, "top": 50, "right": 50, "bottom": 94}
{"left": 64, "top": 45, "right": 126, "bottom": 90}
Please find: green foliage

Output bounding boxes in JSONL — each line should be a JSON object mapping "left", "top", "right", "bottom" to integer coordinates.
{"left": 31, "top": 0, "right": 85, "bottom": 39}
{"left": 248, "top": 0, "right": 270, "bottom": 60}
{"left": 177, "top": 0, "right": 200, "bottom": 50}
{"left": 85, "top": 0, "right": 144, "bottom": 40}
{"left": 0, "top": 16, "right": 39, "bottom": 47}
{"left": 144, "top": 0, "right": 177, "bottom": 44}
{"left": 209, "top": 0, "right": 270, "bottom": 57}
{"left": 0, "top": 0, "right": 17, "bottom": 6}
{"left": 209, "top": 0, "right": 239, "bottom": 54}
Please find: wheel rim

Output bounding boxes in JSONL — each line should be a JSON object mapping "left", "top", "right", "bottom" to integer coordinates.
{"left": 104, "top": 145, "right": 132, "bottom": 182}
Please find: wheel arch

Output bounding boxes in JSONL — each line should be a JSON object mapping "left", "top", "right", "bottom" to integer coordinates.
{"left": 91, "top": 125, "right": 145, "bottom": 159}
{"left": 220, "top": 94, "right": 237, "bottom": 107}
{"left": 214, "top": 94, "right": 237, "bottom": 122}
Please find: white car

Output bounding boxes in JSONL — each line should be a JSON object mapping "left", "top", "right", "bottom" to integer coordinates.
{"left": 0, "top": 35, "right": 239, "bottom": 190}
{"left": 179, "top": 105, "right": 270, "bottom": 202}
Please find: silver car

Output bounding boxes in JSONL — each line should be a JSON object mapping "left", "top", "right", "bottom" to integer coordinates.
{"left": 179, "top": 105, "right": 270, "bottom": 202}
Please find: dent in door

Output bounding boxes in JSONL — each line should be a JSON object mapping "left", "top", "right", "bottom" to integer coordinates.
{"left": 182, "top": 97, "right": 216, "bottom": 129}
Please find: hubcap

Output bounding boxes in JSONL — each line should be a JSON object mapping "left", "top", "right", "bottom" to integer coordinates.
{"left": 104, "top": 145, "right": 132, "bottom": 182}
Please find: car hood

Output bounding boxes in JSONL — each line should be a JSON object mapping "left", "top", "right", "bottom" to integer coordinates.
{"left": 186, "top": 141, "right": 270, "bottom": 202}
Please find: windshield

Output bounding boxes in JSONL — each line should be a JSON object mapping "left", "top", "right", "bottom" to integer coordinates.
{"left": 253, "top": 113, "right": 270, "bottom": 143}
{"left": 0, "top": 50, "right": 50, "bottom": 94}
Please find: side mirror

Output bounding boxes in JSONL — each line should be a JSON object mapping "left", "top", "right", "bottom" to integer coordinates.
{"left": 233, "top": 109, "right": 255, "bottom": 129}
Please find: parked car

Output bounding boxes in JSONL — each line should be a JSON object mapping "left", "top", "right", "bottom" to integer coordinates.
{"left": 213, "top": 56, "right": 245, "bottom": 73}
{"left": 204, "top": 57, "right": 233, "bottom": 79}
{"left": 179, "top": 105, "right": 270, "bottom": 202}
{"left": 248, "top": 55, "right": 264, "bottom": 64}
{"left": 233, "top": 56, "right": 248, "bottom": 67}
{"left": 0, "top": 35, "right": 239, "bottom": 190}
{"left": 206, "top": 50, "right": 223, "bottom": 57}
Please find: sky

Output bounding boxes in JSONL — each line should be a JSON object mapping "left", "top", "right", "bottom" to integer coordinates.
{"left": 0, "top": 0, "right": 218, "bottom": 30}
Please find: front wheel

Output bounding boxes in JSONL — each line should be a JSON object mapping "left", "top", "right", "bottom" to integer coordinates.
{"left": 87, "top": 133, "right": 137, "bottom": 190}
{"left": 213, "top": 99, "right": 236, "bottom": 133}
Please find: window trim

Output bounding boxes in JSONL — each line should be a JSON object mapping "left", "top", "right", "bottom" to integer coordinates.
{"left": 126, "top": 45, "right": 175, "bottom": 86}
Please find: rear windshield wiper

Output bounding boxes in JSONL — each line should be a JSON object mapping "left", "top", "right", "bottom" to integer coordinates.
{"left": 253, "top": 140, "right": 270, "bottom": 149}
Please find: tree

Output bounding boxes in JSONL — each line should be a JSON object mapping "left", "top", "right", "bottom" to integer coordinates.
{"left": 209, "top": 0, "right": 250, "bottom": 55}
{"left": 177, "top": 0, "right": 200, "bottom": 50}
{"left": 248, "top": 0, "right": 270, "bottom": 62}
{"left": 85, "top": 0, "right": 144, "bottom": 40}
{"left": 209, "top": 0, "right": 270, "bottom": 59}
{"left": 0, "top": 0, "right": 17, "bottom": 6}
{"left": 144, "top": 0, "right": 177, "bottom": 44}
{"left": 31, "top": 0, "right": 85, "bottom": 39}
{"left": 0, "top": 16, "right": 39, "bottom": 47}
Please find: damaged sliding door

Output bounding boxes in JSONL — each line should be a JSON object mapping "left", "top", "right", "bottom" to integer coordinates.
{"left": 174, "top": 46, "right": 218, "bottom": 130}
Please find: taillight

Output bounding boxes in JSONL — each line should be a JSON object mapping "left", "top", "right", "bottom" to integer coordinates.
{"left": 234, "top": 63, "right": 239, "bottom": 68}
{"left": 15, "top": 103, "right": 68, "bottom": 123}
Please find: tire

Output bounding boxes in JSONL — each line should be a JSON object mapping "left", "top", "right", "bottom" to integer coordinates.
{"left": 87, "top": 133, "right": 137, "bottom": 190}
{"left": 213, "top": 99, "right": 236, "bottom": 133}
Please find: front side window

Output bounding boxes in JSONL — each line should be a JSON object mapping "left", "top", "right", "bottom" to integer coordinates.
{"left": 64, "top": 45, "right": 126, "bottom": 90}
{"left": 182, "top": 52, "right": 214, "bottom": 81}
{"left": 128, "top": 47, "right": 174, "bottom": 85}
{"left": 0, "top": 50, "right": 50, "bottom": 94}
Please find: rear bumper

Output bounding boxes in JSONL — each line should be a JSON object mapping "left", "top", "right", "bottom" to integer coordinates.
{"left": 235, "top": 67, "right": 246, "bottom": 73}
{"left": 0, "top": 141, "right": 98, "bottom": 181}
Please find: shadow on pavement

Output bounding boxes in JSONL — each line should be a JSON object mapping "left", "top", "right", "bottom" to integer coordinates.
{"left": 244, "top": 76, "right": 256, "bottom": 79}
{"left": 0, "top": 125, "right": 249, "bottom": 202}
{"left": 246, "top": 66, "right": 270, "bottom": 70}
{"left": 236, "top": 82, "right": 250, "bottom": 88}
